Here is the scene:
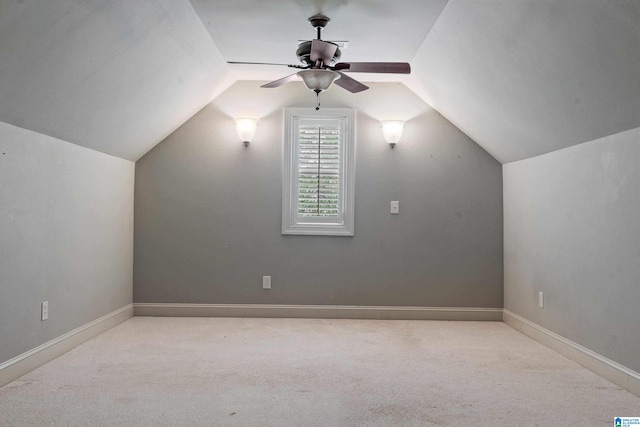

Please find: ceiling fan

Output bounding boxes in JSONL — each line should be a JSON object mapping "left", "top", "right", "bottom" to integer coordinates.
{"left": 228, "top": 14, "right": 411, "bottom": 109}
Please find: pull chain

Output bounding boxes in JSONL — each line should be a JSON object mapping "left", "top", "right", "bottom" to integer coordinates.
{"left": 315, "top": 90, "right": 321, "bottom": 110}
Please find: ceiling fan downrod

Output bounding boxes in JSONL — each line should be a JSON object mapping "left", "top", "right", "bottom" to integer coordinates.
{"left": 308, "top": 14, "right": 330, "bottom": 40}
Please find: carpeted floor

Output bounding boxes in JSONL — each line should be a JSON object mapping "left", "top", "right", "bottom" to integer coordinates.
{"left": 0, "top": 317, "right": 638, "bottom": 426}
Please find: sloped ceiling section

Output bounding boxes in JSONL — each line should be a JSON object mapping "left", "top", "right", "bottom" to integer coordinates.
{"left": 0, "top": 0, "right": 230, "bottom": 160}
{"left": 410, "top": 0, "right": 640, "bottom": 163}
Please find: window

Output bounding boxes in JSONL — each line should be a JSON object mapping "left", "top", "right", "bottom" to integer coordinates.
{"left": 282, "top": 108, "right": 355, "bottom": 236}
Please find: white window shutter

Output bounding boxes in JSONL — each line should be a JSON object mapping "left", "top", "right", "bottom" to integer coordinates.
{"left": 283, "top": 108, "right": 355, "bottom": 236}
{"left": 297, "top": 123, "right": 341, "bottom": 217}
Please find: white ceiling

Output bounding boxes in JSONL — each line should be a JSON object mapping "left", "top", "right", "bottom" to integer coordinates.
{"left": 0, "top": 0, "right": 638, "bottom": 163}
{"left": 191, "top": 0, "right": 448, "bottom": 63}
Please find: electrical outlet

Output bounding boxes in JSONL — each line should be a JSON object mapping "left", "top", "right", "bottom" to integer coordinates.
{"left": 262, "top": 276, "right": 271, "bottom": 289}
{"left": 538, "top": 292, "right": 544, "bottom": 308}
{"left": 41, "top": 301, "right": 48, "bottom": 321}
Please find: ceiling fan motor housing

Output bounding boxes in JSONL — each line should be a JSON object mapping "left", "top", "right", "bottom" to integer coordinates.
{"left": 296, "top": 40, "right": 342, "bottom": 66}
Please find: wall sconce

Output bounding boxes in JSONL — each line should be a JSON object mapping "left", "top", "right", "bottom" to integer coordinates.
{"left": 381, "top": 121, "right": 404, "bottom": 148}
{"left": 235, "top": 118, "right": 258, "bottom": 147}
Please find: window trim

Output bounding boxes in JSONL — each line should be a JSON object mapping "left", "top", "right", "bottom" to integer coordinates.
{"left": 282, "top": 107, "right": 356, "bottom": 236}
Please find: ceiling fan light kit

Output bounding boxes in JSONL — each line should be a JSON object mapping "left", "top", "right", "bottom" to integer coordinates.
{"left": 227, "top": 14, "right": 411, "bottom": 110}
{"left": 298, "top": 69, "right": 340, "bottom": 92}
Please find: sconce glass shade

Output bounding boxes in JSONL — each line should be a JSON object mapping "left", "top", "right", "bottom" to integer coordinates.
{"left": 381, "top": 120, "right": 404, "bottom": 146}
{"left": 235, "top": 118, "right": 258, "bottom": 145}
{"left": 297, "top": 69, "right": 340, "bottom": 92}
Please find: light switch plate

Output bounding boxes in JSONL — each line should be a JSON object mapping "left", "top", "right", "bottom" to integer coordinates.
{"left": 390, "top": 201, "right": 399, "bottom": 214}
{"left": 538, "top": 292, "right": 544, "bottom": 308}
{"left": 263, "top": 276, "right": 271, "bottom": 289}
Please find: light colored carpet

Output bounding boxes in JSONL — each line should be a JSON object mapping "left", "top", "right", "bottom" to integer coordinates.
{"left": 0, "top": 317, "right": 638, "bottom": 426}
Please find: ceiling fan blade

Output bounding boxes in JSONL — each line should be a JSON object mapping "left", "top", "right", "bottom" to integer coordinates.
{"left": 228, "top": 61, "right": 306, "bottom": 69}
{"left": 333, "top": 62, "right": 411, "bottom": 74}
{"left": 310, "top": 40, "right": 338, "bottom": 65}
{"left": 334, "top": 73, "right": 369, "bottom": 93}
{"left": 261, "top": 73, "right": 300, "bottom": 89}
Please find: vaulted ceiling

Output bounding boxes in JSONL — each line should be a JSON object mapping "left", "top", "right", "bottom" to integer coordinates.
{"left": 0, "top": 0, "right": 638, "bottom": 163}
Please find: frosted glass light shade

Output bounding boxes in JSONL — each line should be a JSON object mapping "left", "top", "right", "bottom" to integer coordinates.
{"left": 235, "top": 118, "right": 258, "bottom": 145}
{"left": 297, "top": 69, "right": 340, "bottom": 92}
{"left": 381, "top": 121, "right": 404, "bottom": 146}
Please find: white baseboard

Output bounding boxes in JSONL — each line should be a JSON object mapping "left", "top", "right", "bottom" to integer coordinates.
{"left": 133, "top": 303, "right": 503, "bottom": 321}
{"left": 5, "top": 304, "right": 637, "bottom": 399}
{"left": 503, "top": 309, "right": 640, "bottom": 398}
{"left": 0, "top": 304, "right": 133, "bottom": 388}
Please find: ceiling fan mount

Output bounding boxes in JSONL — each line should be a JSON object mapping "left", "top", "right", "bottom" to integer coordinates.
{"left": 308, "top": 14, "right": 331, "bottom": 30}
{"left": 227, "top": 14, "right": 411, "bottom": 109}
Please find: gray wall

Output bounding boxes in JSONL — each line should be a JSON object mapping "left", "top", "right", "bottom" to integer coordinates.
{"left": 504, "top": 127, "right": 640, "bottom": 373}
{"left": 0, "top": 122, "right": 134, "bottom": 364}
{"left": 134, "top": 81, "right": 503, "bottom": 307}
